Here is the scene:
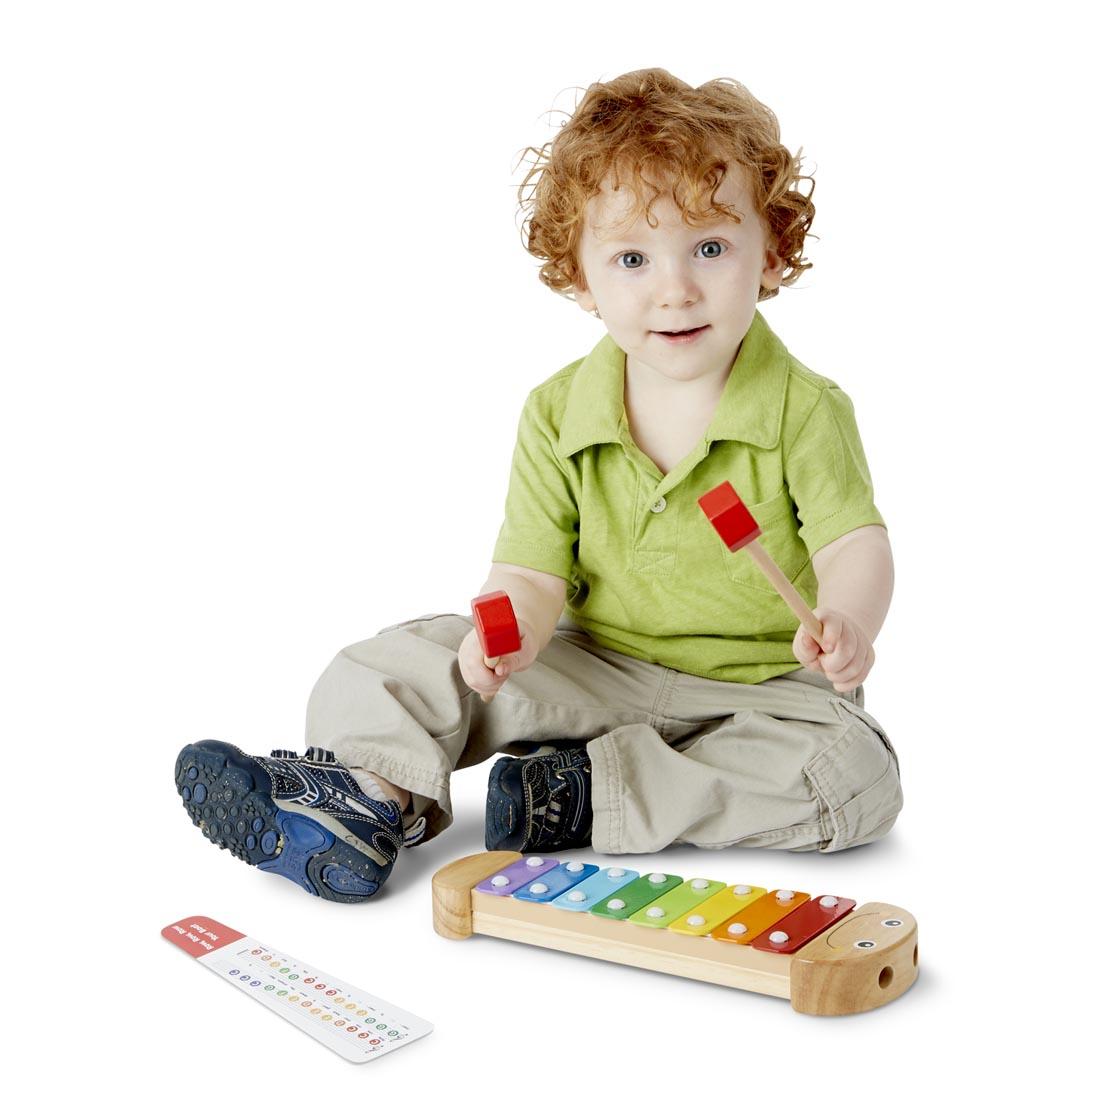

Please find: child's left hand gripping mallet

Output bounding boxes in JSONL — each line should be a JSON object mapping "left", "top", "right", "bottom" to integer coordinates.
{"left": 470, "top": 591, "right": 522, "bottom": 703}
{"left": 697, "top": 481, "right": 826, "bottom": 648}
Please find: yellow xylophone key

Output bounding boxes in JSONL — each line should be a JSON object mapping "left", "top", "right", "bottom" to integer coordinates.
{"left": 709, "top": 889, "right": 811, "bottom": 945}
{"left": 667, "top": 883, "right": 767, "bottom": 936}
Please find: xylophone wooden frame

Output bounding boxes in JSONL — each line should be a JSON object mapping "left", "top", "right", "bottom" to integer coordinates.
{"left": 432, "top": 852, "right": 918, "bottom": 1016}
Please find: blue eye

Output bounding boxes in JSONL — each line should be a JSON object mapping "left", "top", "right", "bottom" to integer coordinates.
{"left": 697, "top": 240, "right": 726, "bottom": 259}
{"left": 616, "top": 251, "right": 645, "bottom": 269}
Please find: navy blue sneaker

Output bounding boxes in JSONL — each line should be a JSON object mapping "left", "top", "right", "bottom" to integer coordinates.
{"left": 174, "top": 741, "right": 413, "bottom": 902}
{"left": 484, "top": 746, "right": 593, "bottom": 853}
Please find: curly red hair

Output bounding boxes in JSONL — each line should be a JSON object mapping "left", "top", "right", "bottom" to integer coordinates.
{"left": 519, "top": 69, "right": 815, "bottom": 301}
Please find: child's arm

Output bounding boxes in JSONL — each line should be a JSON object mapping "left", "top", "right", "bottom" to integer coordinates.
{"left": 458, "top": 563, "right": 567, "bottom": 700}
{"left": 792, "top": 524, "right": 893, "bottom": 692}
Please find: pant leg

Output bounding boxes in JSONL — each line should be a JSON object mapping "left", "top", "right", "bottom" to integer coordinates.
{"left": 586, "top": 666, "right": 902, "bottom": 854}
{"left": 304, "top": 613, "right": 668, "bottom": 844}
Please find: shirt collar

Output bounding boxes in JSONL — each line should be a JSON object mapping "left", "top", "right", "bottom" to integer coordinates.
{"left": 556, "top": 309, "right": 790, "bottom": 460}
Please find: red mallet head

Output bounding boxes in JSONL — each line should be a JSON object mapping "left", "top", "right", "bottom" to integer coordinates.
{"left": 697, "top": 481, "right": 760, "bottom": 552}
{"left": 470, "top": 591, "right": 522, "bottom": 658}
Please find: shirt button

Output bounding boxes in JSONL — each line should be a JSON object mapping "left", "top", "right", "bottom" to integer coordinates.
{"left": 650, "top": 497, "right": 667, "bottom": 514}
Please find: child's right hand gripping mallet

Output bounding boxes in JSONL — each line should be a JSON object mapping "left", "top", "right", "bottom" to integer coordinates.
{"left": 470, "top": 591, "right": 522, "bottom": 703}
{"left": 697, "top": 481, "right": 826, "bottom": 648}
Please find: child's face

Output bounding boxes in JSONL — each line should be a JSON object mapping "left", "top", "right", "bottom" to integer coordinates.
{"left": 575, "top": 164, "right": 782, "bottom": 386}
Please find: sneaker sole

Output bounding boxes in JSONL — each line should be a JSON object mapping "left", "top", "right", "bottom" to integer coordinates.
{"left": 174, "top": 740, "right": 388, "bottom": 903}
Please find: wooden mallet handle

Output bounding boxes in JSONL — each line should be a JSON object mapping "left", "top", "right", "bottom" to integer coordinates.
{"left": 698, "top": 482, "right": 825, "bottom": 648}
{"left": 470, "top": 591, "right": 522, "bottom": 703}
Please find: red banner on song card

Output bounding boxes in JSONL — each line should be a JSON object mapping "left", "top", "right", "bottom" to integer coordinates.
{"left": 161, "top": 915, "right": 246, "bottom": 958}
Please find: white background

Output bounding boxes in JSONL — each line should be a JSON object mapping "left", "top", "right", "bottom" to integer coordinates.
{"left": 4, "top": 0, "right": 1096, "bottom": 1091}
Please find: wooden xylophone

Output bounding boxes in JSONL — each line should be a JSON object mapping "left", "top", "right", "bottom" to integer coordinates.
{"left": 432, "top": 852, "right": 918, "bottom": 1016}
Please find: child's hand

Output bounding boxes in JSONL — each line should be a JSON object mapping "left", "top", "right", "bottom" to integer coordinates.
{"left": 458, "top": 620, "right": 539, "bottom": 702}
{"left": 792, "top": 608, "right": 875, "bottom": 693}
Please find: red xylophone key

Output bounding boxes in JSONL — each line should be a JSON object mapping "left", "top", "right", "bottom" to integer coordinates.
{"left": 751, "top": 894, "right": 857, "bottom": 954}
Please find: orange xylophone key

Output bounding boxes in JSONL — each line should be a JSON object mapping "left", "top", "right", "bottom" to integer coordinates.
{"left": 709, "top": 889, "right": 810, "bottom": 945}
{"left": 751, "top": 894, "right": 856, "bottom": 954}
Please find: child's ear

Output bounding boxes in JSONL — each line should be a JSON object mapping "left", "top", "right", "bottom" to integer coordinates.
{"left": 574, "top": 281, "right": 597, "bottom": 314}
{"left": 761, "top": 244, "right": 784, "bottom": 291}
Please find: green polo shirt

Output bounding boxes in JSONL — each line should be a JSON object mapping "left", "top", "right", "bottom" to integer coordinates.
{"left": 492, "top": 310, "right": 886, "bottom": 684}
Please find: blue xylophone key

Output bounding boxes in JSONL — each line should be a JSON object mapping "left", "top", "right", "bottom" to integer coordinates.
{"left": 512, "top": 860, "right": 599, "bottom": 902}
{"left": 551, "top": 865, "right": 640, "bottom": 912}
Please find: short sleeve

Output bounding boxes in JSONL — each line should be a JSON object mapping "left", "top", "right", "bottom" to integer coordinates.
{"left": 491, "top": 395, "right": 579, "bottom": 581}
{"left": 785, "top": 386, "right": 886, "bottom": 557}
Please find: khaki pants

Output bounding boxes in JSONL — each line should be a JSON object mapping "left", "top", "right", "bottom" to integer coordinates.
{"left": 305, "top": 614, "right": 903, "bottom": 854}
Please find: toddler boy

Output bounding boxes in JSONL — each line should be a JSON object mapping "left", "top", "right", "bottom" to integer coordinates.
{"left": 175, "top": 69, "right": 901, "bottom": 902}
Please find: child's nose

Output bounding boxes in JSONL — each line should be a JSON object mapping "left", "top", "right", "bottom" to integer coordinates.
{"left": 653, "top": 261, "right": 700, "bottom": 309}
